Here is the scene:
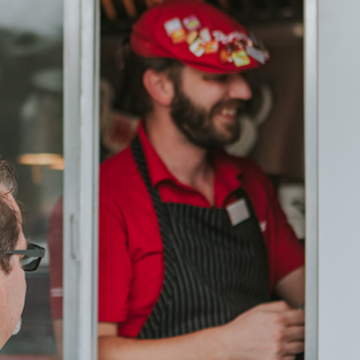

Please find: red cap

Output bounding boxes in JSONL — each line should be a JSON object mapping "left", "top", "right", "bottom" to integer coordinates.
{"left": 130, "top": 0, "right": 270, "bottom": 74}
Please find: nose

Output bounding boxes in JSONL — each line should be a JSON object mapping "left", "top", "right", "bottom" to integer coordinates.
{"left": 228, "top": 74, "right": 252, "bottom": 100}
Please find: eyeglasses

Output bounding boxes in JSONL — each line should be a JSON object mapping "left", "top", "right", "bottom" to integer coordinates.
{"left": 7, "top": 243, "right": 45, "bottom": 272}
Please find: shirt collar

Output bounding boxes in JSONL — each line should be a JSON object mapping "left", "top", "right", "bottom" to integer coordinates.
{"left": 210, "top": 148, "right": 243, "bottom": 206}
{"left": 138, "top": 121, "right": 244, "bottom": 200}
{"left": 138, "top": 121, "right": 176, "bottom": 188}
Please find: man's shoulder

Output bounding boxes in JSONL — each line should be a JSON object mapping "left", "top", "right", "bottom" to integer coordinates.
{"left": 100, "top": 147, "right": 140, "bottom": 189}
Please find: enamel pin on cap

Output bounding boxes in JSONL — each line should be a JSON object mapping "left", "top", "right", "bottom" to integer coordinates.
{"left": 130, "top": 0, "right": 270, "bottom": 74}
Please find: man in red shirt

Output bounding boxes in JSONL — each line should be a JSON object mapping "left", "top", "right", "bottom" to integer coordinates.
{"left": 98, "top": 1, "right": 305, "bottom": 359}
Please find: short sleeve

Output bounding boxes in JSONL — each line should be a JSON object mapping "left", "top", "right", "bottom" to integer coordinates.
{"left": 98, "top": 184, "right": 133, "bottom": 323}
{"left": 262, "top": 176, "right": 305, "bottom": 289}
{"left": 238, "top": 158, "right": 305, "bottom": 290}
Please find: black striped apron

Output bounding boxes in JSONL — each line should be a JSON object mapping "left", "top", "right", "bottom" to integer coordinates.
{"left": 131, "top": 136, "right": 270, "bottom": 339}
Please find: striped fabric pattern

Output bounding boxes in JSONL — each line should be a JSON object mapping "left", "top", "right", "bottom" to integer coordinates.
{"left": 131, "top": 137, "right": 270, "bottom": 339}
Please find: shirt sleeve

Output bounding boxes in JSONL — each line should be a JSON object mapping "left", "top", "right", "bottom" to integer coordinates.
{"left": 240, "top": 159, "right": 305, "bottom": 290}
{"left": 98, "top": 183, "right": 133, "bottom": 323}
{"left": 265, "top": 179, "right": 304, "bottom": 289}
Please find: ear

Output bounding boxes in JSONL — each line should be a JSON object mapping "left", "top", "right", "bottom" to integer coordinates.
{"left": 143, "top": 69, "right": 175, "bottom": 106}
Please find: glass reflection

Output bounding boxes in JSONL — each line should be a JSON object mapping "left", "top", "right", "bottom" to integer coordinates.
{"left": 0, "top": 0, "right": 63, "bottom": 358}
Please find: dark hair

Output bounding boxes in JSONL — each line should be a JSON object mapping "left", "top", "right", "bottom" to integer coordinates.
{"left": 0, "top": 155, "right": 17, "bottom": 196}
{"left": 0, "top": 155, "right": 20, "bottom": 273}
{"left": 120, "top": 46, "right": 183, "bottom": 115}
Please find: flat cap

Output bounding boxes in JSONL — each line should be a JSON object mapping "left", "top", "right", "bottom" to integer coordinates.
{"left": 130, "top": 0, "right": 270, "bottom": 73}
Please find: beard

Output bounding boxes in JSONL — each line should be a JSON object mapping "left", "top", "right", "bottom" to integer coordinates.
{"left": 12, "top": 317, "right": 22, "bottom": 335}
{"left": 170, "top": 86, "right": 245, "bottom": 149}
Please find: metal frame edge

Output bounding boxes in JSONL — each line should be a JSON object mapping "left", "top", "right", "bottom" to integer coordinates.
{"left": 63, "top": 0, "right": 100, "bottom": 358}
{"left": 304, "top": 0, "right": 318, "bottom": 359}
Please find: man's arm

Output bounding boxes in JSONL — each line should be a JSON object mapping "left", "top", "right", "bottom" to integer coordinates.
{"left": 98, "top": 301, "right": 304, "bottom": 360}
{"left": 274, "top": 266, "right": 305, "bottom": 309}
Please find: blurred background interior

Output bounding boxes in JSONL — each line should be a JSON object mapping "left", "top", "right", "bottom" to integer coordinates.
{"left": 0, "top": 0, "right": 304, "bottom": 358}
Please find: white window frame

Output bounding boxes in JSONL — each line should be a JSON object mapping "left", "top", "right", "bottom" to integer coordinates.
{"left": 305, "top": 0, "right": 360, "bottom": 359}
{"left": 63, "top": 0, "right": 100, "bottom": 358}
{"left": 304, "top": 0, "right": 318, "bottom": 358}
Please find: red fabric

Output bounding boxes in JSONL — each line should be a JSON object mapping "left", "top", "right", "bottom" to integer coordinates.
{"left": 47, "top": 196, "right": 63, "bottom": 320}
{"left": 130, "top": 0, "right": 269, "bottom": 74}
{"left": 98, "top": 122, "right": 304, "bottom": 337}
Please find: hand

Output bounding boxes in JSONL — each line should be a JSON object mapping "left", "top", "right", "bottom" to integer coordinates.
{"left": 217, "top": 301, "right": 304, "bottom": 360}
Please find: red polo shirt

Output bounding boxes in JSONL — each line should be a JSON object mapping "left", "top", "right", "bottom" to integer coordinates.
{"left": 98, "top": 122, "right": 304, "bottom": 337}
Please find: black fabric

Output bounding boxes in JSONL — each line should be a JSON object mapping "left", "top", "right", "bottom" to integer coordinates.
{"left": 131, "top": 136, "right": 270, "bottom": 339}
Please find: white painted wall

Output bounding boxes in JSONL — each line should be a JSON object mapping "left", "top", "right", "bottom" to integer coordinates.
{"left": 317, "top": 0, "right": 360, "bottom": 358}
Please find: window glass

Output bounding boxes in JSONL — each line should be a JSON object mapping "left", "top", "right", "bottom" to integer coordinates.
{"left": 0, "top": 0, "right": 63, "bottom": 358}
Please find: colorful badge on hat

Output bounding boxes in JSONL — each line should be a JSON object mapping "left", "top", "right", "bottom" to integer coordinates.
{"left": 246, "top": 45, "right": 267, "bottom": 64}
{"left": 220, "top": 45, "right": 233, "bottom": 64}
{"left": 183, "top": 15, "right": 202, "bottom": 31}
{"left": 186, "top": 30, "right": 198, "bottom": 45}
{"left": 164, "top": 18, "right": 186, "bottom": 44}
{"left": 204, "top": 41, "right": 219, "bottom": 54}
{"left": 164, "top": 17, "right": 268, "bottom": 66}
{"left": 199, "top": 27, "right": 212, "bottom": 43}
{"left": 189, "top": 38, "right": 205, "bottom": 57}
{"left": 213, "top": 30, "right": 249, "bottom": 45}
{"left": 171, "top": 30, "right": 186, "bottom": 44}
{"left": 232, "top": 49, "right": 250, "bottom": 67}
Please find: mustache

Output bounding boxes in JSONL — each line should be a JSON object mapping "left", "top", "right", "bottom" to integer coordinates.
{"left": 210, "top": 99, "right": 247, "bottom": 117}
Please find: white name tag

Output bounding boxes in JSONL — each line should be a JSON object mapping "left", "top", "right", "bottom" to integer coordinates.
{"left": 226, "top": 198, "right": 250, "bottom": 226}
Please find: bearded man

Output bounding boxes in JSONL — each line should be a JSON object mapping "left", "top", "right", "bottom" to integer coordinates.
{"left": 98, "top": 1, "right": 305, "bottom": 359}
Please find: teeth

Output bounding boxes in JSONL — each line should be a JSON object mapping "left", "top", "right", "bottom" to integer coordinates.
{"left": 221, "top": 108, "right": 236, "bottom": 116}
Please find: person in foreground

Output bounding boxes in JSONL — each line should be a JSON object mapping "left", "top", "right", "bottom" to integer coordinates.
{"left": 0, "top": 155, "right": 45, "bottom": 350}
{"left": 98, "top": 1, "right": 305, "bottom": 359}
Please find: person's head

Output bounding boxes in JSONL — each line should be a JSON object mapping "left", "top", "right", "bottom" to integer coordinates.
{"left": 0, "top": 155, "right": 26, "bottom": 349}
{"left": 129, "top": 0, "right": 269, "bottom": 149}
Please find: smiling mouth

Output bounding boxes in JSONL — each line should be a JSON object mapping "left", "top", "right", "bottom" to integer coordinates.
{"left": 220, "top": 108, "right": 237, "bottom": 116}
{"left": 211, "top": 99, "right": 245, "bottom": 120}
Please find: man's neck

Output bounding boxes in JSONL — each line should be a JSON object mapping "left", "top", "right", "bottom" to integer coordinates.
{"left": 144, "top": 111, "right": 215, "bottom": 205}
